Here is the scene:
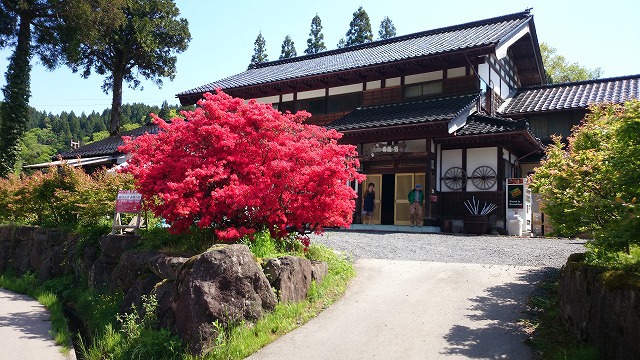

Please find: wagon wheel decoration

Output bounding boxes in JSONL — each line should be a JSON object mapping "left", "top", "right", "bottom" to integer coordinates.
{"left": 442, "top": 167, "right": 467, "bottom": 190}
{"left": 471, "top": 166, "right": 497, "bottom": 190}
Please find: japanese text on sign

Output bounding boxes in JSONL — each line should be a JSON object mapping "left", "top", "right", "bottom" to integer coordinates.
{"left": 115, "top": 190, "right": 142, "bottom": 213}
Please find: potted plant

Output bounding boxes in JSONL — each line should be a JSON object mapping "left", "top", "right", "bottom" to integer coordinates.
{"left": 463, "top": 197, "right": 497, "bottom": 234}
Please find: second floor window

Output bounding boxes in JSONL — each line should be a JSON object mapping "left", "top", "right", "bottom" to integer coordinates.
{"left": 404, "top": 81, "right": 443, "bottom": 99}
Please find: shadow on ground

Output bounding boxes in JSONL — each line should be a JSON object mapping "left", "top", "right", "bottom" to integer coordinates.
{"left": 442, "top": 267, "right": 559, "bottom": 359}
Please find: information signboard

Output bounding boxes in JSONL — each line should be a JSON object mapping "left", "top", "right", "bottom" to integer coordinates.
{"left": 115, "top": 190, "right": 142, "bottom": 213}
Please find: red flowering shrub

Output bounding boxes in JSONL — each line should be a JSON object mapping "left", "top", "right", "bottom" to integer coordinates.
{"left": 120, "top": 91, "right": 363, "bottom": 241}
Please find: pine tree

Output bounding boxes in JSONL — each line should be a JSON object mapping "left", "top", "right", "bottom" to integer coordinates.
{"left": 336, "top": 38, "right": 346, "bottom": 49}
{"left": 344, "top": 6, "right": 373, "bottom": 47}
{"left": 304, "top": 14, "right": 326, "bottom": 55}
{"left": 279, "top": 35, "right": 297, "bottom": 60}
{"left": 248, "top": 31, "right": 269, "bottom": 70}
{"left": 378, "top": 16, "right": 396, "bottom": 40}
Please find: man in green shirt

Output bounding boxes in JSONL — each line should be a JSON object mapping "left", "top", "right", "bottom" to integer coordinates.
{"left": 407, "top": 184, "right": 424, "bottom": 226}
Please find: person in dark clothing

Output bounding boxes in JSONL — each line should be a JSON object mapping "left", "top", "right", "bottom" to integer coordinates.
{"left": 362, "top": 183, "right": 376, "bottom": 224}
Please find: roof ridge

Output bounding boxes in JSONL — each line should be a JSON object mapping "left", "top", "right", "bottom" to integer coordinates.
{"left": 518, "top": 74, "right": 640, "bottom": 91}
{"left": 254, "top": 10, "right": 533, "bottom": 69}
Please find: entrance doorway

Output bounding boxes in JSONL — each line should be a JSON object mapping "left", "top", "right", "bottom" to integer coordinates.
{"left": 381, "top": 174, "right": 395, "bottom": 225}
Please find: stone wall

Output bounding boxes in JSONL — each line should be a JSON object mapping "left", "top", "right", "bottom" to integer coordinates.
{"left": 0, "top": 225, "right": 328, "bottom": 355}
{"left": 559, "top": 253, "right": 640, "bottom": 360}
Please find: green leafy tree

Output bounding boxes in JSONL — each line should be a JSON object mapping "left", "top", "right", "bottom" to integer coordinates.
{"left": 279, "top": 35, "right": 297, "bottom": 60}
{"left": 378, "top": 16, "right": 396, "bottom": 40}
{"left": 540, "top": 43, "right": 603, "bottom": 84}
{"left": 65, "top": 0, "right": 190, "bottom": 136}
{"left": 0, "top": 0, "right": 126, "bottom": 176}
{"left": 304, "top": 14, "right": 326, "bottom": 55}
{"left": 344, "top": 6, "right": 373, "bottom": 47}
{"left": 336, "top": 37, "right": 346, "bottom": 49}
{"left": 248, "top": 31, "right": 268, "bottom": 70}
{"left": 531, "top": 100, "right": 640, "bottom": 253}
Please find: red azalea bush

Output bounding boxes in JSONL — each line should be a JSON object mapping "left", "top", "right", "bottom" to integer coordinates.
{"left": 120, "top": 91, "right": 363, "bottom": 242}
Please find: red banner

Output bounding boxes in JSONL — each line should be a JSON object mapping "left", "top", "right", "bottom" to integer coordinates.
{"left": 115, "top": 190, "right": 142, "bottom": 213}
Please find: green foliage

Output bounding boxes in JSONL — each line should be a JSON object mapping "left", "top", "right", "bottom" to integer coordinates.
{"left": 531, "top": 100, "right": 640, "bottom": 256}
{"left": 344, "top": 6, "right": 373, "bottom": 47}
{"left": 248, "top": 31, "right": 269, "bottom": 70}
{"left": 279, "top": 35, "right": 297, "bottom": 60}
{"left": 540, "top": 43, "right": 602, "bottom": 84}
{"left": 138, "top": 226, "right": 216, "bottom": 256}
{"left": 378, "top": 16, "right": 396, "bottom": 40}
{"left": 0, "top": 164, "right": 134, "bottom": 232}
{"left": 64, "top": 0, "right": 191, "bottom": 135}
{"left": 0, "top": 15, "right": 31, "bottom": 177}
{"left": 304, "top": 14, "right": 326, "bottom": 55}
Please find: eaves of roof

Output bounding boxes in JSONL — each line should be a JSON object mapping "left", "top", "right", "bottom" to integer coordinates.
{"left": 57, "top": 124, "right": 159, "bottom": 160}
{"left": 499, "top": 74, "right": 640, "bottom": 115}
{"left": 177, "top": 11, "right": 533, "bottom": 98}
{"left": 328, "top": 93, "right": 480, "bottom": 132}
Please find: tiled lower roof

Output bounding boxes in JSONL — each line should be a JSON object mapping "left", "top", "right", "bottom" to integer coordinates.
{"left": 328, "top": 93, "right": 480, "bottom": 131}
{"left": 177, "top": 11, "right": 533, "bottom": 97}
{"left": 58, "top": 124, "right": 159, "bottom": 159}
{"left": 499, "top": 75, "right": 640, "bottom": 114}
{"left": 455, "top": 114, "right": 528, "bottom": 135}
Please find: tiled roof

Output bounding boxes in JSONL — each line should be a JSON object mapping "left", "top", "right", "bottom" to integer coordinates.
{"left": 456, "top": 114, "right": 528, "bottom": 135}
{"left": 328, "top": 93, "right": 479, "bottom": 131}
{"left": 499, "top": 75, "right": 640, "bottom": 114}
{"left": 58, "top": 124, "right": 159, "bottom": 159}
{"left": 177, "top": 11, "right": 532, "bottom": 96}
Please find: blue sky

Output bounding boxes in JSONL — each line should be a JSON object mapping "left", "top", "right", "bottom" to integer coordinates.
{"left": 0, "top": 0, "right": 638, "bottom": 115}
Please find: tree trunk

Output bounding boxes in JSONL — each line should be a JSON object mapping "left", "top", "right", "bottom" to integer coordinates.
{"left": 109, "top": 71, "right": 124, "bottom": 136}
{"left": 0, "top": 12, "right": 33, "bottom": 177}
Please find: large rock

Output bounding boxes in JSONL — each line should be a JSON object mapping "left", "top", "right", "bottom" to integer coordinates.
{"left": 167, "top": 244, "right": 277, "bottom": 355}
{"left": 263, "top": 256, "right": 313, "bottom": 303}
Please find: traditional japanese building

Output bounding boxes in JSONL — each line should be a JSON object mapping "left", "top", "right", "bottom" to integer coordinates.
{"left": 37, "top": 10, "right": 640, "bottom": 231}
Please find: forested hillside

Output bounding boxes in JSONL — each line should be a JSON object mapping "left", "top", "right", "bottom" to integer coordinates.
{"left": 0, "top": 100, "right": 192, "bottom": 170}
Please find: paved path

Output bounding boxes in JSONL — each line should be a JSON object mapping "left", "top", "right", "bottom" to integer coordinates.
{"left": 248, "top": 259, "right": 550, "bottom": 360}
{"left": 0, "top": 288, "right": 70, "bottom": 360}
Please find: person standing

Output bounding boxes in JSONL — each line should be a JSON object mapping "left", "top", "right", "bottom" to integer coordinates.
{"left": 407, "top": 184, "right": 424, "bottom": 226}
{"left": 362, "top": 183, "right": 376, "bottom": 224}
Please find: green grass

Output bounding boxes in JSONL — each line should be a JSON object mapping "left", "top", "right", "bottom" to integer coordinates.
{"left": 522, "top": 272, "right": 601, "bottom": 360}
{"left": 0, "top": 271, "right": 73, "bottom": 355}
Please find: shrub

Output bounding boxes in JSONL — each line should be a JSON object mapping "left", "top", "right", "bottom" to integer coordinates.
{"left": 531, "top": 100, "right": 640, "bottom": 254}
{"left": 0, "top": 164, "right": 134, "bottom": 232}
{"left": 121, "top": 91, "right": 364, "bottom": 242}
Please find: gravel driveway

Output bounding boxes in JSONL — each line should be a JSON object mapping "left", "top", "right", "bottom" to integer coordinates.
{"left": 310, "top": 231, "right": 587, "bottom": 267}
{"left": 249, "top": 232, "right": 587, "bottom": 360}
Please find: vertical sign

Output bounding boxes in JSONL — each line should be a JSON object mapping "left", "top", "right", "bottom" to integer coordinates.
{"left": 507, "top": 178, "right": 524, "bottom": 209}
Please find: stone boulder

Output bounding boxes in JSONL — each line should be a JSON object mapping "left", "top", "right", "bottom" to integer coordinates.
{"left": 311, "top": 260, "right": 329, "bottom": 285}
{"left": 263, "top": 256, "right": 313, "bottom": 303}
{"left": 165, "top": 244, "right": 277, "bottom": 355}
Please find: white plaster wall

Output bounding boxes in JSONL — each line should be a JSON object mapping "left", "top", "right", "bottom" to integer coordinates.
{"left": 329, "top": 83, "right": 363, "bottom": 96}
{"left": 448, "top": 66, "right": 466, "bottom": 78}
{"left": 297, "top": 89, "right": 325, "bottom": 100}
{"left": 254, "top": 95, "right": 280, "bottom": 104}
{"left": 490, "top": 68, "right": 501, "bottom": 97}
{"left": 366, "top": 80, "right": 381, "bottom": 90}
{"left": 386, "top": 77, "right": 401, "bottom": 87}
{"left": 467, "top": 147, "right": 498, "bottom": 191}
{"left": 478, "top": 63, "right": 490, "bottom": 86}
{"left": 440, "top": 149, "right": 462, "bottom": 192}
{"left": 405, "top": 71, "right": 443, "bottom": 84}
{"left": 282, "top": 93, "right": 294, "bottom": 102}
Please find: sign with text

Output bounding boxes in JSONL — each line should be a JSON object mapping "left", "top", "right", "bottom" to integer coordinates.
{"left": 507, "top": 184, "right": 524, "bottom": 209}
{"left": 115, "top": 190, "right": 142, "bottom": 213}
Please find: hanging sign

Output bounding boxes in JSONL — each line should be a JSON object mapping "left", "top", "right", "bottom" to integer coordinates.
{"left": 115, "top": 190, "right": 142, "bottom": 213}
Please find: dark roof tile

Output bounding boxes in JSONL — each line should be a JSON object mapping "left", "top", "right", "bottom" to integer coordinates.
{"left": 58, "top": 124, "right": 159, "bottom": 159}
{"left": 178, "top": 11, "right": 532, "bottom": 96}
{"left": 499, "top": 75, "right": 640, "bottom": 114}
{"left": 328, "top": 93, "right": 480, "bottom": 131}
